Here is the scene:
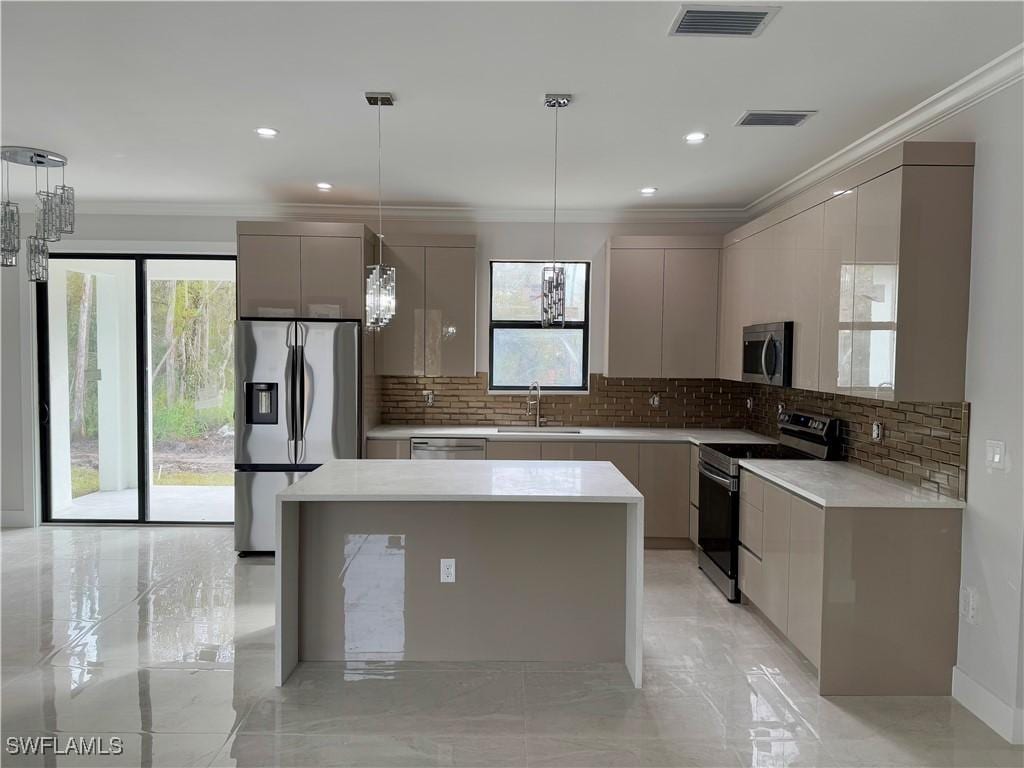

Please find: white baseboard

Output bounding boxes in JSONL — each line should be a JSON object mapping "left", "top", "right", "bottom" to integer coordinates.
{"left": 952, "top": 666, "right": 1024, "bottom": 744}
{"left": 0, "top": 507, "right": 35, "bottom": 528}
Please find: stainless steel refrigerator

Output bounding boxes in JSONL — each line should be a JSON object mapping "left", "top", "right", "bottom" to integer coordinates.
{"left": 234, "top": 320, "right": 360, "bottom": 553}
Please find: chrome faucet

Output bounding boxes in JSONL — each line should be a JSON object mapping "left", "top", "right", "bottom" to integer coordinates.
{"left": 526, "top": 380, "right": 542, "bottom": 427}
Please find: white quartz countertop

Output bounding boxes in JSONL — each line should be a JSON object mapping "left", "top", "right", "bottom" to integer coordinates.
{"left": 279, "top": 459, "right": 644, "bottom": 504}
{"left": 739, "top": 459, "right": 965, "bottom": 509}
{"left": 366, "top": 425, "right": 775, "bottom": 445}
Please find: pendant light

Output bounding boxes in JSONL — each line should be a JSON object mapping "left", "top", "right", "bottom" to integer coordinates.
{"left": 1, "top": 146, "right": 75, "bottom": 281}
{"left": 364, "top": 92, "right": 397, "bottom": 330}
{"left": 542, "top": 94, "right": 571, "bottom": 328}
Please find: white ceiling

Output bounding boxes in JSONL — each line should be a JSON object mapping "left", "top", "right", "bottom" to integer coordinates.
{"left": 2, "top": 1, "right": 1022, "bottom": 215}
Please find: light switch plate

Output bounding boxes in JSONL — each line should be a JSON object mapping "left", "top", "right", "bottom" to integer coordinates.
{"left": 985, "top": 440, "right": 1006, "bottom": 470}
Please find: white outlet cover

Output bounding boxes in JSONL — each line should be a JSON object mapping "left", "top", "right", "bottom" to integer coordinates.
{"left": 985, "top": 440, "right": 1006, "bottom": 470}
{"left": 440, "top": 558, "right": 455, "bottom": 583}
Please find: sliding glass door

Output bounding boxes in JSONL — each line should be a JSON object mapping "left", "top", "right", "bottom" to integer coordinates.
{"left": 39, "top": 255, "right": 236, "bottom": 523}
{"left": 43, "top": 259, "right": 140, "bottom": 521}
{"left": 146, "top": 260, "right": 235, "bottom": 522}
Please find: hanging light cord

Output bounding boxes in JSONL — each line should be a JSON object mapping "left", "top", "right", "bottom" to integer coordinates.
{"left": 377, "top": 100, "right": 384, "bottom": 266}
{"left": 551, "top": 103, "right": 559, "bottom": 266}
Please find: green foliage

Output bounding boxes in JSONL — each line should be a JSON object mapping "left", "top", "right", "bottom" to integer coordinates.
{"left": 154, "top": 470, "right": 233, "bottom": 487}
{"left": 71, "top": 466, "right": 99, "bottom": 498}
{"left": 152, "top": 388, "right": 234, "bottom": 442}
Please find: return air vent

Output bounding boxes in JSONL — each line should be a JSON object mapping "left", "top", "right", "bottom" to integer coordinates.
{"left": 736, "top": 110, "right": 816, "bottom": 127}
{"left": 669, "top": 4, "right": 779, "bottom": 37}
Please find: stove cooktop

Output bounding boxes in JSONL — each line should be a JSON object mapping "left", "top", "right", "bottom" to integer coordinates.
{"left": 700, "top": 443, "right": 813, "bottom": 461}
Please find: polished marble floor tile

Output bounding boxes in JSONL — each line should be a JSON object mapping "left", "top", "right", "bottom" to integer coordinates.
{"left": 0, "top": 732, "right": 231, "bottom": 767}
{"left": 211, "top": 733, "right": 529, "bottom": 767}
{"left": 2, "top": 527, "right": 1021, "bottom": 768}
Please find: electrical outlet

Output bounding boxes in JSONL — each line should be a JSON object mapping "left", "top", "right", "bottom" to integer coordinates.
{"left": 648, "top": 393, "right": 661, "bottom": 408}
{"left": 871, "top": 422, "right": 884, "bottom": 443}
{"left": 422, "top": 390, "right": 435, "bottom": 407}
{"left": 959, "top": 586, "right": 978, "bottom": 624}
{"left": 777, "top": 402, "right": 785, "bottom": 416}
{"left": 440, "top": 558, "right": 455, "bottom": 583}
{"left": 746, "top": 397, "right": 753, "bottom": 412}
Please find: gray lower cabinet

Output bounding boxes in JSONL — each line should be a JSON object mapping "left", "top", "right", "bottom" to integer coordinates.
{"left": 594, "top": 442, "right": 640, "bottom": 487}
{"left": 485, "top": 441, "right": 542, "bottom": 460}
{"left": 540, "top": 442, "right": 597, "bottom": 460}
{"left": 638, "top": 443, "right": 690, "bottom": 540}
{"left": 365, "top": 438, "right": 411, "bottom": 459}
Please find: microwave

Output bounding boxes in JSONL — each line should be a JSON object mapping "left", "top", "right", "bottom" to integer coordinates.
{"left": 742, "top": 322, "right": 793, "bottom": 387}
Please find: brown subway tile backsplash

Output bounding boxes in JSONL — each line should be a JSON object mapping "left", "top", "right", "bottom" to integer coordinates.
{"left": 378, "top": 374, "right": 969, "bottom": 500}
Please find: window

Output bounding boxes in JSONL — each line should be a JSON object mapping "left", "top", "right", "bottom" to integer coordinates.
{"left": 489, "top": 261, "right": 590, "bottom": 391}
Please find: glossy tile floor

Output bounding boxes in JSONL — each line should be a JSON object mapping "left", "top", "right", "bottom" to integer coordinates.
{"left": 52, "top": 487, "right": 233, "bottom": 523}
{"left": 2, "top": 527, "right": 1022, "bottom": 767}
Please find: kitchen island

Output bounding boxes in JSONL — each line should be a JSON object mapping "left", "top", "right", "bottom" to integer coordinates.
{"left": 274, "top": 459, "right": 645, "bottom": 687}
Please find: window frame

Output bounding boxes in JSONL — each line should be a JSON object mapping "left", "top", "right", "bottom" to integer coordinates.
{"left": 487, "top": 260, "right": 591, "bottom": 392}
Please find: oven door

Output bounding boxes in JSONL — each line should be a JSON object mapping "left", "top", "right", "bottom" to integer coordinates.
{"left": 698, "top": 460, "right": 739, "bottom": 580}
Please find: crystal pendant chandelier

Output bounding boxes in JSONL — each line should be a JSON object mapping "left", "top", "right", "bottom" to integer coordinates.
{"left": 542, "top": 94, "right": 571, "bottom": 328}
{"left": 1, "top": 146, "right": 75, "bottom": 282}
{"left": 364, "top": 92, "right": 397, "bottom": 330}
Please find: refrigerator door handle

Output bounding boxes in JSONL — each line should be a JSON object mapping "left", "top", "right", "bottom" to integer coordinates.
{"left": 285, "top": 323, "right": 297, "bottom": 464}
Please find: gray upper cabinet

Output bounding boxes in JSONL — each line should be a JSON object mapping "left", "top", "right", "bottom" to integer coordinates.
{"left": 819, "top": 188, "right": 858, "bottom": 394}
{"left": 662, "top": 249, "right": 719, "bottom": 379}
{"left": 375, "top": 245, "right": 426, "bottom": 376}
{"left": 720, "top": 141, "right": 974, "bottom": 401}
{"left": 236, "top": 222, "right": 375, "bottom": 321}
{"left": 299, "top": 236, "right": 365, "bottom": 320}
{"left": 605, "top": 237, "right": 721, "bottom": 379}
{"left": 425, "top": 247, "right": 477, "bottom": 377}
{"left": 237, "top": 235, "right": 301, "bottom": 317}
{"left": 606, "top": 248, "right": 664, "bottom": 378}
{"left": 375, "top": 236, "right": 477, "bottom": 377}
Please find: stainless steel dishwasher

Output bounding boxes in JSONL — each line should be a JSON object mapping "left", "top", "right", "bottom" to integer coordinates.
{"left": 410, "top": 438, "right": 487, "bottom": 460}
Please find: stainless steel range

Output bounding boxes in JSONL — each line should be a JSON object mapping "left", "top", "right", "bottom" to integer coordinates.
{"left": 697, "top": 410, "right": 839, "bottom": 602}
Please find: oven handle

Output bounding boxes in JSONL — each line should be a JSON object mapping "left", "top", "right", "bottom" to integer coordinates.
{"left": 699, "top": 460, "right": 739, "bottom": 491}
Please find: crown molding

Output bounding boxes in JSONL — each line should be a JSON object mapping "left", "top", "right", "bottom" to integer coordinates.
{"left": 745, "top": 44, "right": 1024, "bottom": 218}
{"left": 72, "top": 200, "right": 748, "bottom": 224}
{"left": 67, "top": 46, "right": 1024, "bottom": 227}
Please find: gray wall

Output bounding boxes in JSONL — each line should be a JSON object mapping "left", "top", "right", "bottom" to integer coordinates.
{"left": 917, "top": 83, "right": 1024, "bottom": 728}
{"left": 1, "top": 268, "right": 27, "bottom": 522}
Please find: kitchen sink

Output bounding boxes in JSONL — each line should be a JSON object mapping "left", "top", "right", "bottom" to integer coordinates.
{"left": 496, "top": 427, "right": 582, "bottom": 434}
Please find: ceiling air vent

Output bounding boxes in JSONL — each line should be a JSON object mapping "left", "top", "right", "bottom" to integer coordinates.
{"left": 736, "top": 110, "right": 816, "bottom": 127}
{"left": 669, "top": 4, "right": 780, "bottom": 37}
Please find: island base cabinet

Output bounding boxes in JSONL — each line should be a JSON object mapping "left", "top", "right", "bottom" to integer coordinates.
{"left": 786, "top": 498, "right": 824, "bottom": 668}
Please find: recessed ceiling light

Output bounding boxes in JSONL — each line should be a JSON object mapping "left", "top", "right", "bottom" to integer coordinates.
{"left": 685, "top": 131, "right": 707, "bottom": 144}
{"left": 316, "top": 182, "right": 333, "bottom": 191}
{"left": 640, "top": 187, "right": 658, "bottom": 196}
{"left": 255, "top": 127, "right": 278, "bottom": 138}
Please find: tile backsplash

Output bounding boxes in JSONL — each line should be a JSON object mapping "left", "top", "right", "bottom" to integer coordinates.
{"left": 380, "top": 374, "right": 750, "bottom": 429}
{"left": 378, "top": 374, "right": 969, "bottom": 500}
{"left": 744, "top": 383, "right": 969, "bottom": 500}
